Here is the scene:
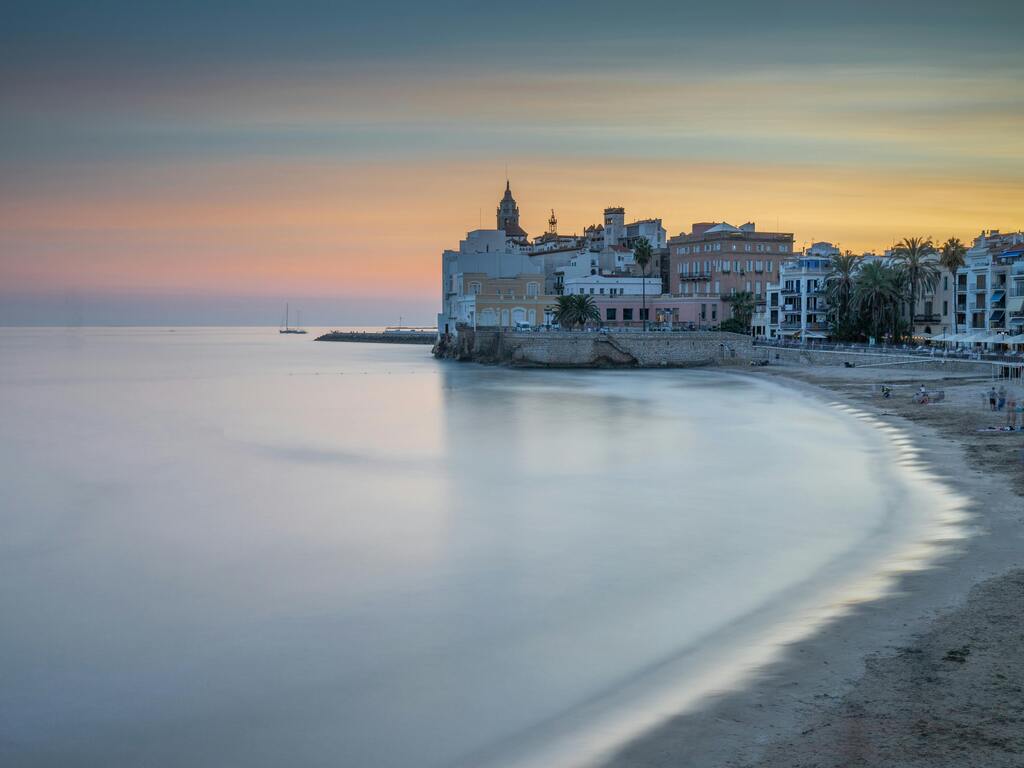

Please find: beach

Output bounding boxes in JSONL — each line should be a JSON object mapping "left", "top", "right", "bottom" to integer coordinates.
{"left": 606, "top": 363, "right": 1024, "bottom": 767}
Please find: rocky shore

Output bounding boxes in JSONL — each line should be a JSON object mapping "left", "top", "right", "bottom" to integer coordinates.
{"left": 606, "top": 364, "right": 1024, "bottom": 768}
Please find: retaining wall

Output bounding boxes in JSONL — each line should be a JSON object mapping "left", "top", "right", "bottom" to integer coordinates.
{"left": 437, "top": 328, "right": 754, "bottom": 367}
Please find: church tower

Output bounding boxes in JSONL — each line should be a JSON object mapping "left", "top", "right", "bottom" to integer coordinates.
{"left": 496, "top": 181, "right": 528, "bottom": 239}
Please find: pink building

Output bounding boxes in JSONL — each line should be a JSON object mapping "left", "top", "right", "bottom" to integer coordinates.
{"left": 590, "top": 295, "right": 726, "bottom": 329}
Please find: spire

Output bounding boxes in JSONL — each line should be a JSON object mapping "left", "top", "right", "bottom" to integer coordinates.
{"left": 548, "top": 209, "right": 557, "bottom": 236}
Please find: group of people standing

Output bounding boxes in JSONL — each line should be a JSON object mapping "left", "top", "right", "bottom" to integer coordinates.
{"left": 987, "top": 385, "right": 1023, "bottom": 429}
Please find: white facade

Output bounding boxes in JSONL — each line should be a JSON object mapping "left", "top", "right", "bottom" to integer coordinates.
{"left": 438, "top": 229, "right": 542, "bottom": 335}
{"left": 765, "top": 256, "right": 831, "bottom": 339}
{"left": 959, "top": 230, "right": 1024, "bottom": 335}
{"left": 563, "top": 275, "right": 662, "bottom": 297}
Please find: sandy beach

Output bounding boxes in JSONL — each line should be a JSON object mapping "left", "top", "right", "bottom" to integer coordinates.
{"left": 606, "top": 362, "right": 1024, "bottom": 767}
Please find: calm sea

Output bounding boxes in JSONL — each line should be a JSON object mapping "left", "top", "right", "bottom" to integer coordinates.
{"left": 0, "top": 327, "right": 960, "bottom": 767}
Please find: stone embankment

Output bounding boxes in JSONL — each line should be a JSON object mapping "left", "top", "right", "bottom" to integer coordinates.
{"left": 316, "top": 331, "right": 435, "bottom": 345}
{"left": 433, "top": 328, "right": 754, "bottom": 368}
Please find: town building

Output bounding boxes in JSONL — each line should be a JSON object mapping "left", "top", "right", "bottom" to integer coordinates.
{"left": 592, "top": 295, "right": 725, "bottom": 329}
{"left": 449, "top": 273, "right": 557, "bottom": 329}
{"left": 764, "top": 251, "right": 831, "bottom": 340}
{"left": 958, "top": 230, "right": 1024, "bottom": 335}
{"left": 668, "top": 222, "right": 793, "bottom": 302}
{"left": 563, "top": 274, "right": 663, "bottom": 297}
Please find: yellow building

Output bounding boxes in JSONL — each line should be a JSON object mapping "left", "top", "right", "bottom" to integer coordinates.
{"left": 454, "top": 273, "right": 558, "bottom": 328}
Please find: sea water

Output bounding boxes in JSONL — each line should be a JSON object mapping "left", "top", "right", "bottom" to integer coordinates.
{"left": 0, "top": 328, "right": 962, "bottom": 767}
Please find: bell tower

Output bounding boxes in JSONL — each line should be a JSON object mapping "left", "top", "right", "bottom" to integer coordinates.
{"left": 495, "top": 181, "right": 527, "bottom": 239}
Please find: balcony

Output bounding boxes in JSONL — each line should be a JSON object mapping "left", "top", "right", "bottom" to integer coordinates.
{"left": 779, "top": 322, "right": 829, "bottom": 331}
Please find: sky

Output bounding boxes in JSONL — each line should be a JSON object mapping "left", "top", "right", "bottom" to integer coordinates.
{"left": 2, "top": 0, "right": 1023, "bottom": 325}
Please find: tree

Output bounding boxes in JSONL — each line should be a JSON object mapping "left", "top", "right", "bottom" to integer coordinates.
{"left": 633, "top": 237, "right": 654, "bottom": 331}
{"left": 891, "top": 236, "right": 939, "bottom": 337}
{"left": 939, "top": 237, "right": 967, "bottom": 335}
{"left": 724, "top": 290, "right": 756, "bottom": 333}
{"left": 825, "top": 252, "right": 861, "bottom": 339}
{"left": 553, "top": 294, "right": 600, "bottom": 330}
{"left": 853, "top": 261, "right": 899, "bottom": 342}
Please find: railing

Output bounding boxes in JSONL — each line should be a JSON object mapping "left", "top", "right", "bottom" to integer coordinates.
{"left": 754, "top": 338, "right": 1024, "bottom": 364}
{"left": 913, "top": 313, "right": 940, "bottom": 323}
{"left": 779, "top": 322, "right": 829, "bottom": 331}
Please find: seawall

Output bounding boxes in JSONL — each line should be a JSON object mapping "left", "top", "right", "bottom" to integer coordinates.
{"left": 434, "top": 328, "right": 754, "bottom": 368}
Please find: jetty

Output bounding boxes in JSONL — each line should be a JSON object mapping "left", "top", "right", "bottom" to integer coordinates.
{"left": 316, "top": 330, "right": 436, "bottom": 345}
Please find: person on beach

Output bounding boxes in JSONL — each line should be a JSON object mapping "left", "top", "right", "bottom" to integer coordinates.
{"left": 998, "top": 384, "right": 1007, "bottom": 410}
{"left": 989, "top": 386, "right": 997, "bottom": 411}
{"left": 1007, "top": 394, "right": 1018, "bottom": 429}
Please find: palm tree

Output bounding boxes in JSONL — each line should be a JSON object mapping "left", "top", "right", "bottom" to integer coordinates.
{"left": 725, "top": 290, "right": 756, "bottom": 331}
{"left": 633, "top": 237, "right": 653, "bottom": 331}
{"left": 825, "top": 251, "right": 861, "bottom": 339}
{"left": 553, "top": 294, "right": 600, "bottom": 330}
{"left": 939, "top": 237, "right": 967, "bottom": 335}
{"left": 891, "top": 236, "right": 939, "bottom": 337}
{"left": 853, "top": 261, "right": 899, "bottom": 342}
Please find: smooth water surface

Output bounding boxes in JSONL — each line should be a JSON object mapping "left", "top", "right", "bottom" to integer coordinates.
{"left": 0, "top": 328, "right": 952, "bottom": 767}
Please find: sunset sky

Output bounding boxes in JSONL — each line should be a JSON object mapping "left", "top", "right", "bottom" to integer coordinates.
{"left": 2, "top": 1, "right": 1023, "bottom": 325}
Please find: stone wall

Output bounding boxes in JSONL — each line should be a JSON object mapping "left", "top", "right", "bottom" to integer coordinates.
{"left": 437, "top": 328, "right": 754, "bottom": 368}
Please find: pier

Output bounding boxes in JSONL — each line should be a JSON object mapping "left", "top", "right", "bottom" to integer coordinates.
{"left": 316, "top": 331, "right": 436, "bottom": 345}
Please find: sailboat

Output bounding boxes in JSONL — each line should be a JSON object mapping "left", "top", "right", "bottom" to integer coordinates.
{"left": 279, "top": 303, "right": 308, "bottom": 334}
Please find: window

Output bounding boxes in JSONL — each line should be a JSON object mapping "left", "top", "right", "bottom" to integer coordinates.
{"left": 714, "top": 243, "right": 721, "bottom": 251}
{"left": 731, "top": 244, "right": 737, "bottom": 251}
{"left": 755, "top": 260, "right": 763, "bottom": 272}
{"left": 779, "top": 245, "right": 788, "bottom": 253}
{"left": 943, "top": 300, "right": 949, "bottom": 316}
{"left": 767, "top": 260, "right": 773, "bottom": 273}
{"left": 943, "top": 276, "right": 949, "bottom": 291}
{"left": 714, "top": 280, "right": 721, "bottom": 293}
{"left": 746, "top": 260, "right": 753, "bottom": 271}
{"left": 469, "top": 281, "right": 482, "bottom": 295}
{"left": 711, "top": 305, "right": 717, "bottom": 321}
{"left": 705, "top": 244, "right": 713, "bottom": 252}
{"left": 745, "top": 281, "right": 752, "bottom": 292}
{"left": 623, "top": 308, "right": 634, "bottom": 321}
{"left": 640, "top": 308, "right": 650, "bottom": 320}
{"left": 700, "top": 303, "right": 707, "bottom": 320}
{"left": 704, "top": 260, "right": 711, "bottom": 273}
{"left": 682, "top": 283, "right": 690, "bottom": 294}
{"left": 526, "top": 282, "right": 539, "bottom": 297}
{"left": 744, "top": 244, "right": 751, "bottom": 252}
{"left": 606, "top": 308, "right": 617, "bottom": 321}
{"left": 589, "top": 288, "right": 595, "bottom": 294}
{"left": 599, "top": 288, "right": 605, "bottom": 294}
{"left": 755, "top": 281, "right": 761, "bottom": 295}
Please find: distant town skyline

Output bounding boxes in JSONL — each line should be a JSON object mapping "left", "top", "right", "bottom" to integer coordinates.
{"left": 2, "top": 0, "right": 1023, "bottom": 325}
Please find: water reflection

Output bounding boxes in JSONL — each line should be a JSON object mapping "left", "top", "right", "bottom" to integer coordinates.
{"left": 0, "top": 330, "right": 964, "bottom": 768}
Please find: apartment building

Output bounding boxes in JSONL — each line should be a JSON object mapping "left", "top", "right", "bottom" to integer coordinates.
{"left": 668, "top": 222, "right": 794, "bottom": 301}
{"left": 764, "top": 252, "right": 831, "bottom": 340}
{"left": 958, "top": 230, "right": 1024, "bottom": 334}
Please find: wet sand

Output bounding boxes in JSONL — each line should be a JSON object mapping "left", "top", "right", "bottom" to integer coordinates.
{"left": 605, "top": 364, "right": 1024, "bottom": 767}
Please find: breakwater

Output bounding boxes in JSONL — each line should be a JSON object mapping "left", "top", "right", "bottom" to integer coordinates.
{"left": 316, "top": 331, "right": 436, "bottom": 345}
{"left": 434, "top": 328, "right": 754, "bottom": 367}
